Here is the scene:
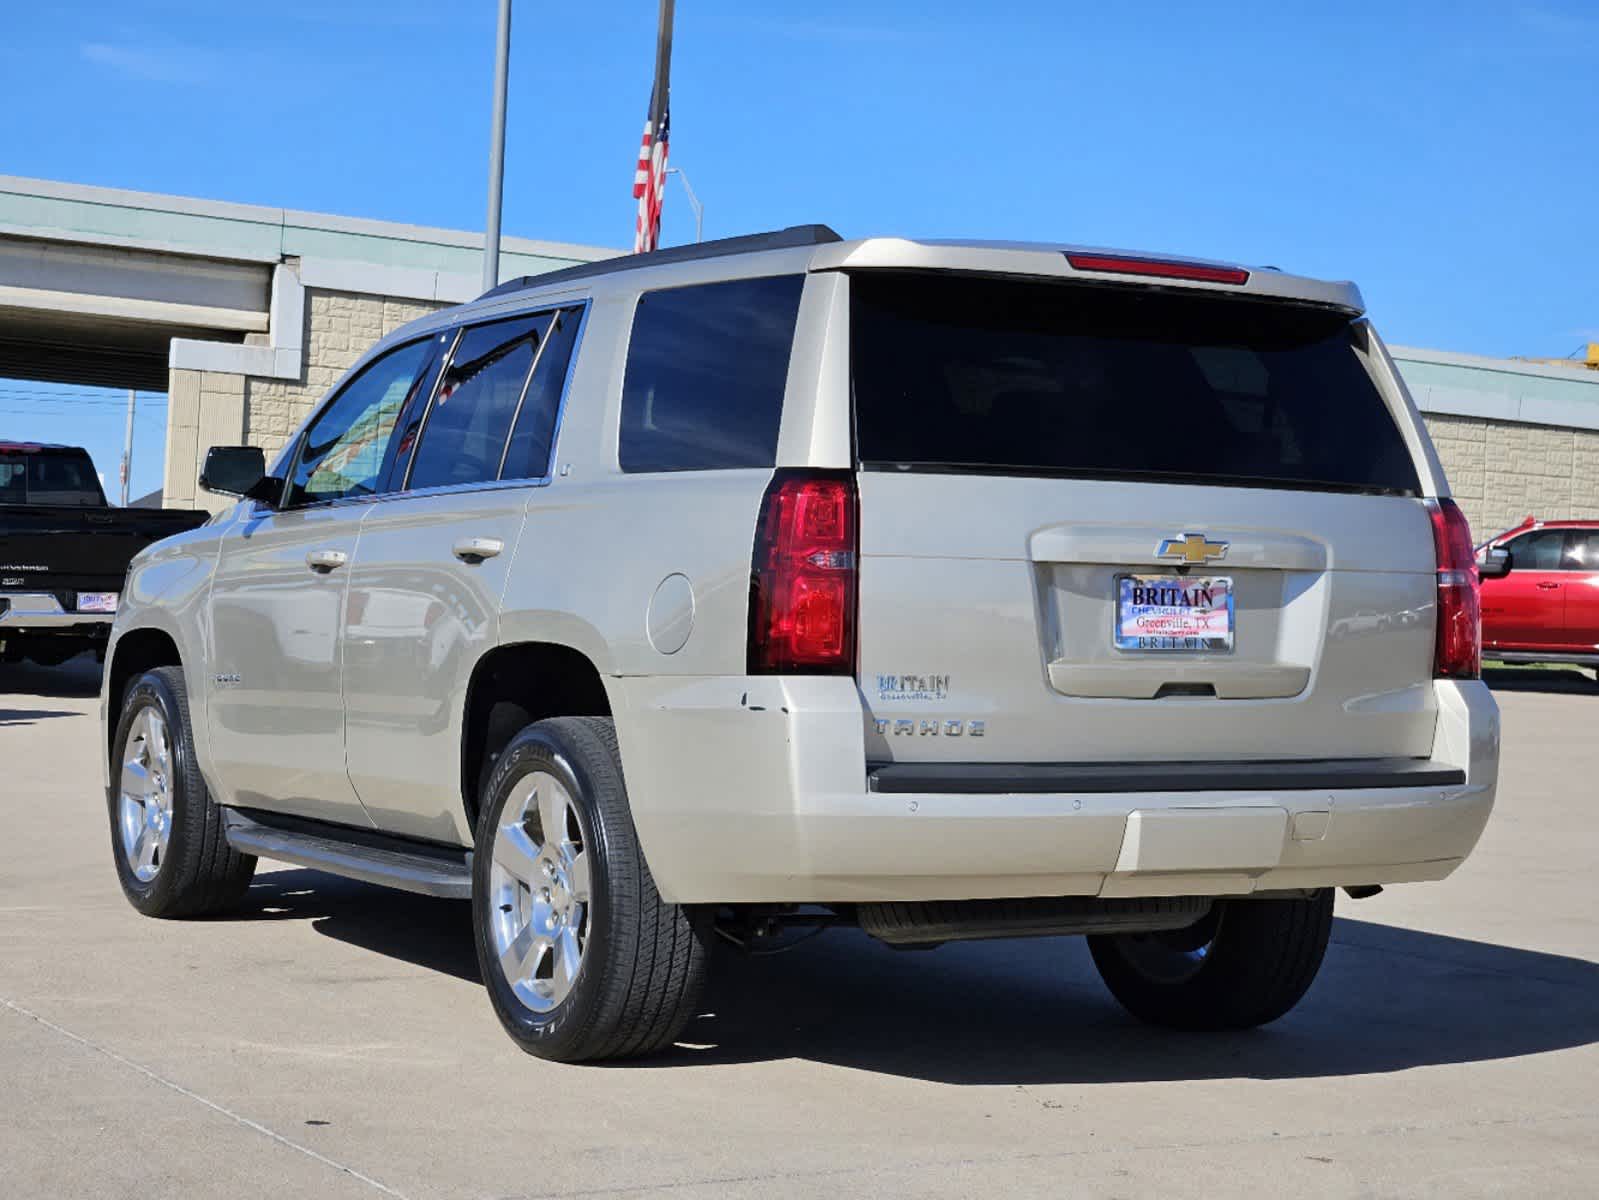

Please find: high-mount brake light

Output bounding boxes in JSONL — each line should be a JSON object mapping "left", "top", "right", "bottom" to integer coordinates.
{"left": 748, "top": 470, "right": 858, "bottom": 674}
{"left": 1064, "top": 253, "right": 1250, "bottom": 286}
{"left": 1426, "top": 497, "right": 1481, "bottom": 680}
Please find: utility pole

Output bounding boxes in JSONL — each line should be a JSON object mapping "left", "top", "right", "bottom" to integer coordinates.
{"left": 120, "top": 388, "right": 136, "bottom": 506}
{"left": 666, "top": 167, "right": 702, "bottom": 242}
{"left": 482, "top": 0, "right": 512, "bottom": 293}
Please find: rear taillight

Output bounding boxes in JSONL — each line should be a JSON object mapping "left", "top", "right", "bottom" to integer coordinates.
{"left": 1427, "top": 497, "right": 1481, "bottom": 680}
{"left": 748, "top": 470, "right": 858, "bottom": 674}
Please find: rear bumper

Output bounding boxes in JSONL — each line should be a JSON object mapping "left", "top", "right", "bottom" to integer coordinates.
{"left": 615, "top": 676, "right": 1499, "bottom": 904}
{"left": 0, "top": 593, "right": 112, "bottom": 636}
{"left": 867, "top": 757, "right": 1466, "bottom": 794}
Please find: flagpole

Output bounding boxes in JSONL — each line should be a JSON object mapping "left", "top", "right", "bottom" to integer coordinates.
{"left": 634, "top": 0, "right": 674, "bottom": 252}
{"left": 482, "top": 0, "right": 512, "bottom": 292}
{"left": 653, "top": 0, "right": 674, "bottom": 108}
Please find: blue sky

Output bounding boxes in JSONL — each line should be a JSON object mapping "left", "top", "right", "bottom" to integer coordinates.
{"left": 3, "top": 1, "right": 1596, "bottom": 499}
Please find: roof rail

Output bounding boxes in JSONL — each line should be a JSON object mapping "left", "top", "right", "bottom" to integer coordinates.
{"left": 477, "top": 224, "right": 843, "bottom": 301}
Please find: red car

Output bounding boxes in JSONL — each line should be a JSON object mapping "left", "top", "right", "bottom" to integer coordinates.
{"left": 1477, "top": 517, "right": 1599, "bottom": 677}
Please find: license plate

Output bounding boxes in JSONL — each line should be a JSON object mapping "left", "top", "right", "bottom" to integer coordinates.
{"left": 77, "top": 591, "right": 119, "bottom": 614}
{"left": 1114, "top": 574, "right": 1233, "bottom": 652}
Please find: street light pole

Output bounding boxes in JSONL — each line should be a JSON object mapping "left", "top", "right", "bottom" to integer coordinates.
{"left": 482, "top": 0, "right": 512, "bottom": 293}
{"left": 666, "top": 167, "right": 702, "bottom": 243}
{"left": 120, "top": 388, "right": 136, "bottom": 506}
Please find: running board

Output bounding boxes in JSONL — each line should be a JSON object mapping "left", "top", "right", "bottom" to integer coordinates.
{"left": 222, "top": 809, "right": 472, "bottom": 900}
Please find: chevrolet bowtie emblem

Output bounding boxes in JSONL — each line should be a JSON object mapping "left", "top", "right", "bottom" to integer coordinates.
{"left": 1157, "top": 533, "right": 1229, "bottom": 564}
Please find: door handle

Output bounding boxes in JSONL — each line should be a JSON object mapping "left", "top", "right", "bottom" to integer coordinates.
{"left": 305, "top": 549, "right": 349, "bottom": 574}
{"left": 453, "top": 536, "right": 504, "bottom": 564}
{"left": 1536, "top": 581, "right": 1561, "bottom": 590}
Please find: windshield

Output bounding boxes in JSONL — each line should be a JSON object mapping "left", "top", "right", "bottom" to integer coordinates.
{"left": 0, "top": 449, "right": 107, "bottom": 506}
{"left": 850, "top": 273, "right": 1420, "bottom": 496}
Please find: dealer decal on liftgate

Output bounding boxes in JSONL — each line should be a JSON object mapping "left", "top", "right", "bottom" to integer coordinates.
{"left": 875, "top": 673, "right": 951, "bottom": 702}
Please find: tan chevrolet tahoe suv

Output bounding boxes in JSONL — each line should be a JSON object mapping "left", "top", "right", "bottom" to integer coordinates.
{"left": 101, "top": 227, "right": 1500, "bottom": 1061}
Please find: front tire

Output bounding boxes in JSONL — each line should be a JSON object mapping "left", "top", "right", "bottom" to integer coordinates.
{"left": 472, "top": 716, "right": 708, "bottom": 1062}
{"left": 108, "top": 667, "right": 256, "bottom": 917}
{"left": 1088, "top": 891, "right": 1334, "bottom": 1030}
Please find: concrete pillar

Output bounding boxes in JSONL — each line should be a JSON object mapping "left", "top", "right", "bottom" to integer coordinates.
{"left": 163, "top": 367, "right": 244, "bottom": 511}
{"left": 163, "top": 369, "right": 201, "bottom": 509}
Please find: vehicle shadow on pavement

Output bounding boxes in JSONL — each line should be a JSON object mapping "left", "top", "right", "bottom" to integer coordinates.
{"left": 0, "top": 655, "right": 103, "bottom": 701}
{"left": 238, "top": 869, "right": 480, "bottom": 984}
{"left": 1483, "top": 664, "right": 1599, "bottom": 696}
{"left": 0, "top": 706, "right": 83, "bottom": 726}
{"left": 227, "top": 872, "right": 1599, "bottom": 1084}
{"left": 658, "top": 919, "right": 1599, "bottom": 1084}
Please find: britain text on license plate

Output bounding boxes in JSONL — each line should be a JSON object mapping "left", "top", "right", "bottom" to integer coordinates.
{"left": 1114, "top": 574, "right": 1233, "bottom": 652}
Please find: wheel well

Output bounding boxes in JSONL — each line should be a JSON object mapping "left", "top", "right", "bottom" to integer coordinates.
{"left": 461, "top": 642, "right": 611, "bottom": 833}
{"left": 106, "top": 629, "right": 182, "bottom": 758}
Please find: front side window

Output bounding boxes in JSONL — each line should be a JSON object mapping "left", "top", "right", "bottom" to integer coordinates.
{"left": 619, "top": 275, "right": 805, "bottom": 473}
{"left": 287, "top": 339, "right": 433, "bottom": 507}
{"left": 407, "top": 314, "right": 552, "bottom": 491}
{"left": 1504, "top": 528, "right": 1566, "bottom": 570}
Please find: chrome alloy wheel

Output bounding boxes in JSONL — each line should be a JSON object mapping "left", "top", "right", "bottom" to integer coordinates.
{"left": 118, "top": 707, "right": 173, "bottom": 883}
{"left": 488, "top": 770, "right": 592, "bottom": 1013}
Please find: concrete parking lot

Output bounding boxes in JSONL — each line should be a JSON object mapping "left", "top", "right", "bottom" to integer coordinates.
{"left": 2, "top": 659, "right": 1596, "bottom": 1199}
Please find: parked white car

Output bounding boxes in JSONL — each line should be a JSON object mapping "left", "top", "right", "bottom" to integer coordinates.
{"left": 101, "top": 227, "right": 1499, "bottom": 1060}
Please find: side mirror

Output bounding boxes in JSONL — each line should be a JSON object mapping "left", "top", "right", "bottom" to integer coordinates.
{"left": 1478, "top": 547, "right": 1511, "bottom": 579}
{"left": 199, "top": 446, "right": 281, "bottom": 505}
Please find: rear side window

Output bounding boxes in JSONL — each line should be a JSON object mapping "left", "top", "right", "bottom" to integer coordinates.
{"left": 1567, "top": 530, "right": 1599, "bottom": 570}
{"left": 850, "top": 273, "right": 1421, "bottom": 496}
{"left": 502, "top": 307, "right": 583, "bottom": 481}
{"left": 408, "top": 314, "right": 552, "bottom": 491}
{"left": 619, "top": 275, "right": 804, "bottom": 473}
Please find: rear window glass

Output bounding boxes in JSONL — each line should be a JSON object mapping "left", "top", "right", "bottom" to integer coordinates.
{"left": 850, "top": 273, "right": 1420, "bottom": 496}
{"left": 619, "top": 275, "right": 804, "bottom": 473}
{"left": 0, "top": 450, "right": 105, "bottom": 506}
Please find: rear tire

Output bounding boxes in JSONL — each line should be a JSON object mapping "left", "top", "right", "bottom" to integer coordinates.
{"left": 1088, "top": 890, "right": 1334, "bottom": 1030}
{"left": 472, "top": 716, "right": 708, "bottom": 1062}
{"left": 108, "top": 667, "right": 256, "bottom": 917}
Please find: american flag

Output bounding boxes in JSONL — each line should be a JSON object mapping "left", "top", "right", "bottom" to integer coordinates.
{"left": 632, "top": 98, "right": 669, "bottom": 253}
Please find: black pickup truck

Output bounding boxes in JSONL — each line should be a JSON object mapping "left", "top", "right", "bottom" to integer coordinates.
{"left": 1, "top": 442, "right": 208, "bottom": 665}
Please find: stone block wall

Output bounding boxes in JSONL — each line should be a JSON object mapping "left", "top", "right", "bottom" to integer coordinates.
{"left": 1423, "top": 413, "right": 1599, "bottom": 540}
